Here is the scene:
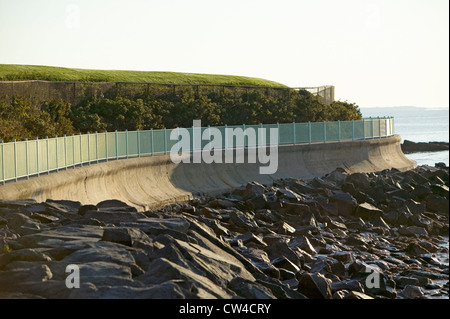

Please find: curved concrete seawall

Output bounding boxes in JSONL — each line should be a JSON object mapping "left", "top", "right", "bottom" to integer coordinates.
{"left": 0, "top": 135, "right": 416, "bottom": 211}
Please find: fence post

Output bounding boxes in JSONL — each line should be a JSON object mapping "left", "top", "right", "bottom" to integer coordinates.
{"left": 337, "top": 121, "right": 341, "bottom": 142}
{"left": 79, "top": 133, "right": 83, "bottom": 167}
{"left": 293, "top": 122, "right": 296, "bottom": 145}
{"left": 115, "top": 130, "right": 118, "bottom": 160}
{"left": 137, "top": 129, "right": 140, "bottom": 157}
{"left": 207, "top": 125, "right": 211, "bottom": 150}
{"left": 55, "top": 135, "right": 58, "bottom": 172}
{"left": 242, "top": 124, "right": 246, "bottom": 148}
{"left": 25, "top": 138, "right": 29, "bottom": 179}
{"left": 95, "top": 131, "right": 99, "bottom": 163}
{"left": 72, "top": 134, "right": 75, "bottom": 168}
{"left": 150, "top": 128, "right": 154, "bottom": 156}
{"left": 64, "top": 134, "right": 67, "bottom": 170}
{"left": 362, "top": 119, "right": 366, "bottom": 140}
{"left": 87, "top": 132, "right": 91, "bottom": 165}
{"left": 259, "top": 123, "right": 263, "bottom": 147}
{"left": 308, "top": 121, "right": 312, "bottom": 144}
{"left": 125, "top": 129, "right": 129, "bottom": 159}
{"left": 323, "top": 121, "right": 326, "bottom": 143}
{"left": 277, "top": 122, "right": 280, "bottom": 145}
{"left": 1, "top": 141, "right": 4, "bottom": 184}
{"left": 378, "top": 116, "right": 381, "bottom": 138}
{"left": 352, "top": 120, "right": 355, "bottom": 141}
{"left": 192, "top": 125, "right": 195, "bottom": 151}
{"left": 13, "top": 139, "right": 17, "bottom": 182}
{"left": 105, "top": 131, "right": 108, "bottom": 162}
{"left": 163, "top": 128, "right": 167, "bottom": 155}
{"left": 224, "top": 124, "right": 228, "bottom": 149}
{"left": 46, "top": 136, "right": 49, "bottom": 174}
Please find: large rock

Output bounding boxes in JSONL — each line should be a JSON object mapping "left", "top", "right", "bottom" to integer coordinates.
{"left": 228, "top": 277, "right": 276, "bottom": 299}
{"left": 0, "top": 248, "right": 52, "bottom": 268}
{"left": 228, "top": 210, "right": 259, "bottom": 231}
{"left": 234, "top": 247, "right": 279, "bottom": 278}
{"left": 83, "top": 211, "right": 147, "bottom": 224}
{"left": 401, "top": 140, "right": 449, "bottom": 154}
{"left": 138, "top": 258, "right": 236, "bottom": 298}
{"left": 398, "top": 226, "right": 429, "bottom": 237}
{"left": 354, "top": 202, "right": 383, "bottom": 219}
{"left": 69, "top": 280, "right": 188, "bottom": 299}
{"left": 297, "top": 273, "right": 332, "bottom": 299}
{"left": 328, "top": 192, "right": 358, "bottom": 217}
{"left": 401, "top": 285, "right": 424, "bottom": 299}
{"left": 102, "top": 227, "right": 153, "bottom": 248}
{"left": 289, "top": 236, "right": 317, "bottom": 255}
{"left": 426, "top": 195, "right": 449, "bottom": 215}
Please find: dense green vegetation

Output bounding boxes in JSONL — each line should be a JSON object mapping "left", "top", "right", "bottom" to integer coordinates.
{"left": 0, "top": 86, "right": 361, "bottom": 142}
{"left": 0, "top": 64, "right": 287, "bottom": 87}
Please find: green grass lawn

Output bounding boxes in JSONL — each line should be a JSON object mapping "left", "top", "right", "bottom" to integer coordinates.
{"left": 0, "top": 64, "right": 287, "bottom": 87}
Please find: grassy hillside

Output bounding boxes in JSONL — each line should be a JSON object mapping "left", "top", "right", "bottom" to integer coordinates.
{"left": 0, "top": 64, "right": 287, "bottom": 87}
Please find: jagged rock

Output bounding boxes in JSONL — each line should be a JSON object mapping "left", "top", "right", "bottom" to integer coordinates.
{"left": 228, "top": 277, "right": 276, "bottom": 299}
{"left": 328, "top": 192, "right": 358, "bottom": 217}
{"left": 426, "top": 195, "right": 449, "bottom": 215}
{"left": 330, "top": 251, "right": 354, "bottom": 264}
{"left": 271, "top": 256, "right": 300, "bottom": 273}
{"left": 228, "top": 210, "right": 259, "bottom": 231}
{"left": 297, "top": 273, "right": 332, "bottom": 299}
{"left": 401, "top": 285, "right": 424, "bottom": 299}
{"left": 78, "top": 205, "right": 98, "bottom": 216}
{"left": 394, "top": 276, "right": 420, "bottom": 288}
{"left": 234, "top": 247, "right": 279, "bottom": 278}
{"left": 343, "top": 291, "right": 374, "bottom": 299}
{"left": 354, "top": 202, "right": 383, "bottom": 219}
{"left": 229, "top": 232, "right": 267, "bottom": 248}
{"left": 0, "top": 248, "right": 52, "bottom": 268}
{"left": 331, "top": 280, "right": 364, "bottom": 293}
{"left": 102, "top": 227, "right": 152, "bottom": 248}
{"left": 264, "top": 241, "right": 303, "bottom": 268}
{"left": 398, "top": 226, "right": 429, "bottom": 237}
{"left": 289, "top": 235, "right": 317, "bottom": 255}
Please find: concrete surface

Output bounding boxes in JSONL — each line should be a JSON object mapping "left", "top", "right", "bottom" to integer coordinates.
{"left": 0, "top": 135, "right": 416, "bottom": 211}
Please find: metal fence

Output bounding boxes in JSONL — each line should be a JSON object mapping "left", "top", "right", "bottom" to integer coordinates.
{"left": 0, "top": 117, "right": 394, "bottom": 184}
{"left": 0, "top": 81, "right": 335, "bottom": 106}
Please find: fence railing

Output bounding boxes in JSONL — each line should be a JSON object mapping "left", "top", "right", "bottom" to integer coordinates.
{"left": 0, "top": 117, "right": 394, "bottom": 184}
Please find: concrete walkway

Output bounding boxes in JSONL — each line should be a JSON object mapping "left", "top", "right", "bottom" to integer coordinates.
{"left": 0, "top": 135, "right": 416, "bottom": 211}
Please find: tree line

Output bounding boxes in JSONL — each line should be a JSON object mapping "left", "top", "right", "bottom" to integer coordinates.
{"left": 0, "top": 88, "right": 361, "bottom": 142}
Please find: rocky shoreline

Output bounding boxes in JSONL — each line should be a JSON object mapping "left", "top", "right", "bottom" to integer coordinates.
{"left": 401, "top": 140, "right": 449, "bottom": 154}
{"left": 0, "top": 164, "right": 448, "bottom": 299}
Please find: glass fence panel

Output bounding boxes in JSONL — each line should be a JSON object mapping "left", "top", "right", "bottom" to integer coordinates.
{"left": 127, "top": 131, "right": 139, "bottom": 156}
{"left": 340, "top": 121, "right": 353, "bottom": 140}
{"left": 152, "top": 129, "right": 165, "bottom": 154}
{"left": 3, "top": 143, "right": 15, "bottom": 180}
{"left": 47, "top": 138, "right": 57, "bottom": 170}
{"left": 279, "top": 123, "right": 294, "bottom": 145}
{"left": 15, "top": 141, "right": 27, "bottom": 178}
{"left": 28, "top": 141, "right": 38, "bottom": 175}
{"left": 310, "top": 122, "right": 325, "bottom": 142}
{"left": 295, "top": 123, "right": 309, "bottom": 143}
{"left": 326, "top": 122, "right": 339, "bottom": 141}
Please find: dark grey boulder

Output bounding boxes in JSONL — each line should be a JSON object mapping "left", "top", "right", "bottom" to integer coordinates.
{"left": 297, "top": 272, "right": 332, "bottom": 299}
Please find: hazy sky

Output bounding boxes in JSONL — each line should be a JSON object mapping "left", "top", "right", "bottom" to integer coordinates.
{"left": 0, "top": 0, "right": 448, "bottom": 108}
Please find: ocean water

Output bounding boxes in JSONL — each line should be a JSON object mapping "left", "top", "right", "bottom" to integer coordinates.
{"left": 360, "top": 107, "right": 449, "bottom": 166}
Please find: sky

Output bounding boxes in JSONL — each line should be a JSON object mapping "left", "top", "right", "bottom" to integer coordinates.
{"left": 0, "top": 0, "right": 448, "bottom": 109}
